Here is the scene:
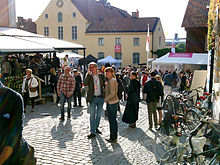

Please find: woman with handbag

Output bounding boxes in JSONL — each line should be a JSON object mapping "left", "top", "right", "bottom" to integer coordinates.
{"left": 122, "top": 71, "right": 141, "bottom": 128}
{"left": 22, "top": 69, "right": 38, "bottom": 112}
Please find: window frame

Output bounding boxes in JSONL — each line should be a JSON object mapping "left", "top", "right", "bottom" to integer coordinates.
{"left": 45, "top": 14, "right": 48, "bottom": 19}
{"left": 44, "top": 27, "right": 49, "bottom": 36}
{"left": 98, "top": 52, "right": 105, "bottom": 60}
{"left": 98, "top": 37, "right": 104, "bottom": 46}
{"left": 132, "top": 52, "right": 140, "bottom": 65}
{"left": 58, "top": 12, "right": 63, "bottom": 23}
{"left": 115, "top": 37, "right": 121, "bottom": 45}
{"left": 58, "top": 26, "right": 63, "bottom": 40}
{"left": 133, "top": 37, "right": 140, "bottom": 46}
{"left": 72, "top": 12, "right": 76, "bottom": 18}
{"left": 72, "top": 26, "right": 77, "bottom": 40}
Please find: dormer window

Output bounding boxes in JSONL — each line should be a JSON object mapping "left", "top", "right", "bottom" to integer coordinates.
{"left": 58, "top": 12, "right": 63, "bottom": 22}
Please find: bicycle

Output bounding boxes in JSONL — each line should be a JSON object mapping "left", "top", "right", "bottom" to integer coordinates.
{"left": 160, "top": 118, "right": 220, "bottom": 164}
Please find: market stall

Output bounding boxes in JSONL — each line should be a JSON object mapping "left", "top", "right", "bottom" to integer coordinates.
{"left": 152, "top": 53, "right": 208, "bottom": 72}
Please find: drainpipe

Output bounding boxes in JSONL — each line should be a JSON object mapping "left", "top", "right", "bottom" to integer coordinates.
{"left": 152, "top": 31, "right": 154, "bottom": 59}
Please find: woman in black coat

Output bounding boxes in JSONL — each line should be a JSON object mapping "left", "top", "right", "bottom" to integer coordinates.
{"left": 122, "top": 71, "right": 141, "bottom": 128}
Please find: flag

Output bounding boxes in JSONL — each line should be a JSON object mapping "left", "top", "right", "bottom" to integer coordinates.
{"left": 146, "top": 24, "right": 150, "bottom": 52}
{"left": 171, "top": 39, "right": 175, "bottom": 53}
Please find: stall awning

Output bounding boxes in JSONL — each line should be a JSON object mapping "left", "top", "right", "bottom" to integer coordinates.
{"left": 152, "top": 53, "right": 208, "bottom": 65}
{"left": 0, "top": 36, "right": 55, "bottom": 53}
{"left": 0, "top": 27, "right": 86, "bottom": 52}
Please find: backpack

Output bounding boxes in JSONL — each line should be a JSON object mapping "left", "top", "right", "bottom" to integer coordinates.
{"left": 116, "top": 75, "right": 124, "bottom": 100}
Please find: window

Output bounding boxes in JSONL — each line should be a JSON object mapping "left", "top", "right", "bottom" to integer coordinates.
{"left": 98, "top": 52, "right": 104, "bottom": 59}
{"left": 133, "top": 52, "right": 140, "bottom": 65}
{"left": 58, "top": 12, "right": 63, "bottom": 22}
{"left": 72, "top": 26, "right": 77, "bottom": 40}
{"left": 133, "top": 37, "right": 140, "bottom": 46}
{"left": 115, "top": 53, "right": 122, "bottom": 60}
{"left": 159, "top": 36, "right": 161, "bottom": 47}
{"left": 45, "top": 14, "right": 48, "bottom": 19}
{"left": 98, "top": 38, "right": 104, "bottom": 46}
{"left": 44, "top": 27, "right": 49, "bottom": 36}
{"left": 115, "top": 37, "right": 121, "bottom": 45}
{"left": 58, "top": 26, "right": 63, "bottom": 40}
{"left": 72, "top": 12, "right": 76, "bottom": 18}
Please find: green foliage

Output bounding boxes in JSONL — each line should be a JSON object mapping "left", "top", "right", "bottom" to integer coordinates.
{"left": 152, "top": 43, "right": 186, "bottom": 58}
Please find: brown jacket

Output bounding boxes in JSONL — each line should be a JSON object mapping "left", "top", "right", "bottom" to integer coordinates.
{"left": 105, "top": 78, "right": 119, "bottom": 104}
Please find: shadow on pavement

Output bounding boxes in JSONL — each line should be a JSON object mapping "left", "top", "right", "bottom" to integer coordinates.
{"left": 51, "top": 119, "right": 74, "bottom": 149}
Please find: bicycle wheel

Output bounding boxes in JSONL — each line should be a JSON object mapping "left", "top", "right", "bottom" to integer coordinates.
{"left": 185, "top": 109, "right": 201, "bottom": 131}
{"left": 153, "top": 127, "right": 177, "bottom": 162}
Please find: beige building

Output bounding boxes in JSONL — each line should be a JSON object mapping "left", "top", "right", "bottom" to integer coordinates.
{"left": 36, "top": 0, "right": 165, "bottom": 66}
{"left": 0, "top": 0, "right": 16, "bottom": 27}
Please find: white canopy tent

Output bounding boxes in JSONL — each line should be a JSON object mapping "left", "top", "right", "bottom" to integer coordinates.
{"left": 0, "top": 27, "right": 85, "bottom": 51}
{"left": 0, "top": 35, "right": 54, "bottom": 53}
{"left": 56, "top": 52, "right": 84, "bottom": 58}
{"left": 152, "top": 53, "right": 208, "bottom": 72}
{"left": 98, "top": 55, "right": 120, "bottom": 65}
{"left": 152, "top": 53, "right": 208, "bottom": 65}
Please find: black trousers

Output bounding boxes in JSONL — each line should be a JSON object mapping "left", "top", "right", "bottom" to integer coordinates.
{"left": 73, "top": 88, "right": 82, "bottom": 106}
{"left": 23, "top": 92, "right": 35, "bottom": 109}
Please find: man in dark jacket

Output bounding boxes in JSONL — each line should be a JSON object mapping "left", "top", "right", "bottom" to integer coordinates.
{"left": 84, "top": 62, "right": 106, "bottom": 139}
{"left": 0, "top": 80, "right": 24, "bottom": 164}
{"left": 144, "top": 71, "right": 164, "bottom": 130}
{"left": 163, "top": 71, "right": 173, "bottom": 96}
{"left": 73, "top": 69, "right": 83, "bottom": 107}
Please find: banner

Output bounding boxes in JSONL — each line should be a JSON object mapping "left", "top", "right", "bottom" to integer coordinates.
{"left": 115, "top": 45, "right": 121, "bottom": 53}
{"left": 168, "top": 53, "right": 193, "bottom": 58}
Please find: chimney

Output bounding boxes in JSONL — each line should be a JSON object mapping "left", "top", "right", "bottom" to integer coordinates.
{"left": 28, "top": 18, "right": 32, "bottom": 22}
{"left": 132, "top": 10, "right": 139, "bottom": 18}
{"left": 174, "top": 33, "right": 178, "bottom": 40}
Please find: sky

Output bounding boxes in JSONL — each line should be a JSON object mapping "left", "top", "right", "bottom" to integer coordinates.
{"left": 15, "top": 0, "right": 189, "bottom": 39}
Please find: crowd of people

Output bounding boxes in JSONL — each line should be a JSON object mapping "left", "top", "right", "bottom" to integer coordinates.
{"left": 0, "top": 55, "right": 196, "bottom": 164}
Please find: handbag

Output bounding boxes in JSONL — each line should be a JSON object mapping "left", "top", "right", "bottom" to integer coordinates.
{"left": 29, "top": 77, "right": 37, "bottom": 92}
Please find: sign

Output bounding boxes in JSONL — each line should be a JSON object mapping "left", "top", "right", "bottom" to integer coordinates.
{"left": 115, "top": 45, "right": 121, "bottom": 53}
{"left": 168, "top": 53, "right": 193, "bottom": 58}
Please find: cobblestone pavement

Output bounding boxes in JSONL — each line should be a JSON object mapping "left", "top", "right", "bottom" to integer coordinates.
{"left": 23, "top": 98, "right": 159, "bottom": 165}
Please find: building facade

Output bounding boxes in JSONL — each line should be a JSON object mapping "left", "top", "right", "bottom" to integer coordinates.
{"left": 0, "top": 0, "right": 16, "bottom": 27}
{"left": 182, "top": 0, "right": 210, "bottom": 53}
{"left": 36, "top": 0, "right": 165, "bottom": 66}
{"left": 17, "top": 17, "right": 37, "bottom": 34}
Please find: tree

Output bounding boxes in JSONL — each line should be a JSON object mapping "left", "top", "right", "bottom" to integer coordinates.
{"left": 152, "top": 43, "right": 186, "bottom": 58}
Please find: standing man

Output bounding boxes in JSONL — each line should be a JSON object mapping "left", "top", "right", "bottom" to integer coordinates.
{"left": 123, "top": 72, "right": 130, "bottom": 101}
{"left": 0, "top": 74, "right": 36, "bottom": 164}
{"left": 178, "top": 71, "right": 187, "bottom": 93}
{"left": 52, "top": 52, "right": 61, "bottom": 70}
{"left": 84, "top": 62, "right": 106, "bottom": 139}
{"left": 163, "top": 71, "right": 173, "bottom": 96}
{"left": 140, "top": 71, "right": 148, "bottom": 100}
{"left": 57, "top": 66, "right": 75, "bottom": 121}
{"left": 144, "top": 71, "right": 164, "bottom": 130}
{"left": 73, "top": 69, "right": 83, "bottom": 107}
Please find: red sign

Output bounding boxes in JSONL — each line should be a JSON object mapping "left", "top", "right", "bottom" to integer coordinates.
{"left": 168, "top": 53, "right": 193, "bottom": 58}
{"left": 115, "top": 45, "right": 121, "bottom": 53}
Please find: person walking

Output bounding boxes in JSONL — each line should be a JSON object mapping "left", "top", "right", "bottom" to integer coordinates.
{"left": 22, "top": 69, "right": 38, "bottom": 112}
{"left": 84, "top": 62, "right": 106, "bottom": 139}
{"left": 73, "top": 69, "right": 83, "bottom": 107}
{"left": 163, "top": 71, "right": 173, "bottom": 96}
{"left": 123, "top": 72, "right": 130, "bottom": 101}
{"left": 144, "top": 71, "right": 164, "bottom": 130}
{"left": 57, "top": 66, "right": 75, "bottom": 121}
{"left": 156, "top": 75, "right": 164, "bottom": 125}
{"left": 140, "top": 71, "right": 148, "bottom": 100}
{"left": 122, "top": 71, "right": 141, "bottom": 128}
{"left": 104, "top": 67, "right": 119, "bottom": 143}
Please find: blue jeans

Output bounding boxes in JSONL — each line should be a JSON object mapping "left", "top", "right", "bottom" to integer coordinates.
{"left": 107, "top": 102, "right": 119, "bottom": 140}
{"left": 89, "top": 97, "right": 104, "bottom": 134}
{"left": 60, "top": 93, "right": 72, "bottom": 118}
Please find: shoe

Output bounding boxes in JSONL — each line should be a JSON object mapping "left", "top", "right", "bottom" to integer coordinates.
{"left": 73, "top": 104, "right": 77, "bottom": 107}
{"left": 87, "top": 133, "right": 96, "bottom": 139}
{"left": 31, "top": 109, "right": 34, "bottom": 112}
{"left": 96, "top": 129, "right": 102, "bottom": 134}
{"left": 105, "top": 139, "right": 117, "bottom": 143}
{"left": 79, "top": 105, "right": 83, "bottom": 107}
{"left": 68, "top": 114, "right": 71, "bottom": 118}
{"left": 59, "top": 117, "right": 64, "bottom": 121}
